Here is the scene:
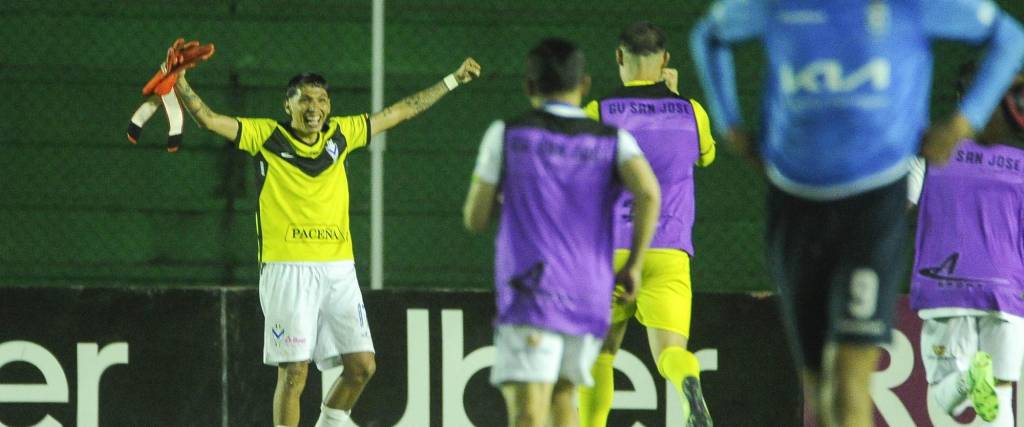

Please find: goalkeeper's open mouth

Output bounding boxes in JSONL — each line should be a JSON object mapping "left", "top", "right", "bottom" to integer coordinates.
{"left": 303, "top": 113, "right": 323, "bottom": 130}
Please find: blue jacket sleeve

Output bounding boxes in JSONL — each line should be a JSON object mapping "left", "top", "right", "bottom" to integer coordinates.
{"left": 689, "top": 0, "right": 766, "bottom": 134}
{"left": 925, "top": 0, "right": 1024, "bottom": 130}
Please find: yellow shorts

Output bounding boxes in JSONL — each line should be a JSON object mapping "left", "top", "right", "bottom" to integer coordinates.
{"left": 611, "top": 249, "right": 693, "bottom": 337}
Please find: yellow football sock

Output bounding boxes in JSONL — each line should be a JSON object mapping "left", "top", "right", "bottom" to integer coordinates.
{"left": 579, "top": 353, "right": 615, "bottom": 427}
{"left": 657, "top": 346, "right": 700, "bottom": 400}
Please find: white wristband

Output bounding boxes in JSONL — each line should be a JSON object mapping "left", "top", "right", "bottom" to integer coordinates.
{"left": 443, "top": 74, "right": 459, "bottom": 91}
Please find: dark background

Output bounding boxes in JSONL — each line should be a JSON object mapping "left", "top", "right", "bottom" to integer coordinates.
{"left": 4, "top": 0, "right": 1018, "bottom": 291}
{"left": 0, "top": 287, "right": 799, "bottom": 426}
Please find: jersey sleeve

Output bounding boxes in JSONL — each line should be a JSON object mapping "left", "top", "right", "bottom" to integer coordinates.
{"left": 906, "top": 156, "right": 926, "bottom": 206}
{"left": 923, "top": 0, "right": 1024, "bottom": 130}
{"left": 472, "top": 120, "right": 505, "bottom": 185}
{"left": 690, "top": 0, "right": 766, "bottom": 134}
{"left": 583, "top": 100, "right": 601, "bottom": 121}
{"left": 235, "top": 118, "right": 279, "bottom": 156}
{"left": 616, "top": 129, "right": 644, "bottom": 166}
{"left": 331, "top": 114, "right": 371, "bottom": 154}
{"left": 691, "top": 99, "right": 717, "bottom": 167}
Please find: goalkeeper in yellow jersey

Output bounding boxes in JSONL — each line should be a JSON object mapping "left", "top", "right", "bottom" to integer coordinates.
{"left": 578, "top": 21, "right": 715, "bottom": 427}
{"left": 173, "top": 49, "right": 480, "bottom": 427}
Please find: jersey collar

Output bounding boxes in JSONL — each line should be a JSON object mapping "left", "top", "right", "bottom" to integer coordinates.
{"left": 542, "top": 102, "right": 588, "bottom": 119}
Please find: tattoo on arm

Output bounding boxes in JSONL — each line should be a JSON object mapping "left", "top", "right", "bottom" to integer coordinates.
{"left": 176, "top": 80, "right": 211, "bottom": 121}
{"left": 402, "top": 83, "right": 447, "bottom": 115}
{"left": 377, "top": 81, "right": 448, "bottom": 127}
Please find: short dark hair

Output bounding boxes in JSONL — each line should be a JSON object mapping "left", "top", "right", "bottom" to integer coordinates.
{"left": 619, "top": 21, "right": 667, "bottom": 56}
{"left": 526, "top": 38, "right": 586, "bottom": 95}
{"left": 286, "top": 73, "right": 329, "bottom": 99}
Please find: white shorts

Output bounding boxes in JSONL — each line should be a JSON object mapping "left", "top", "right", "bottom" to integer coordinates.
{"left": 490, "top": 325, "right": 602, "bottom": 387}
{"left": 259, "top": 261, "right": 374, "bottom": 371}
{"left": 921, "top": 315, "right": 1024, "bottom": 383}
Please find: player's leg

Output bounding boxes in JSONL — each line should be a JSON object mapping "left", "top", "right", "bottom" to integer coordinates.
{"left": 550, "top": 378, "right": 580, "bottom": 427}
{"left": 556, "top": 330, "right": 602, "bottom": 427}
{"left": 801, "top": 369, "right": 822, "bottom": 424}
{"left": 764, "top": 185, "right": 832, "bottom": 426}
{"left": 274, "top": 362, "right": 310, "bottom": 426}
{"left": 579, "top": 250, "right": 634, "bottom": 427}
{"left": 314, "top": 262, "right": 376, "bottom": 427}
{"left": 977, "top": 315, "right": 1024, "bottom": 426}
{"left": 260, "top": 263, "right": 321, "bottom": 427}
{"left": 825, "top": 179, "right": 906, "bottom": 427}
{"left": 647, "top": 328, "right": 710, "bottom": 424}
{"left": 491, "top": 325, "right": 565, "bottom": 427}
{"left": 578, "top": 319, "right": 627, "bottom": 427}
{"left": 317, "top": 352, "right": 376, "bottom": 427}
{"left": 821, "top": 342, "right": 880, "bottom": 427}
{"left": 502, "top": 382, "right": 554, "bottom": 427}
{"left": 637, "top": 250, "right": 709, "bottom": 425}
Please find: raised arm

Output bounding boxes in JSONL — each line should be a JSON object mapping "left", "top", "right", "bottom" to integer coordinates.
{"left": 174, "top": 72, "right": 239, "bottom": 141}
{"left": 370, "top": 57, "right": 481, "bottom": 136}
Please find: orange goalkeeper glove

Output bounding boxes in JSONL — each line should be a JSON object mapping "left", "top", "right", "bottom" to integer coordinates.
{"left": 128, "top": 37, "right": 215, "bottom": 152}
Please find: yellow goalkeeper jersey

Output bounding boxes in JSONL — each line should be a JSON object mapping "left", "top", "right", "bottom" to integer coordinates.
{"left": 234, "top": 115, "right": 369, "bottom": 262}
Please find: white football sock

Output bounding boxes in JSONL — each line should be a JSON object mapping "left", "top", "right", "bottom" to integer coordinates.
{"left": 930, "top": 373, "right": 969, "bottom": 415}
{"left": 314, "top": 404, "right": 353, "bottom": 427}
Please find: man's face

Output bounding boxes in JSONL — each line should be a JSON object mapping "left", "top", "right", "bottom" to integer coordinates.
{"left": 286, "top": 84, "right": 331, "bottom": 134}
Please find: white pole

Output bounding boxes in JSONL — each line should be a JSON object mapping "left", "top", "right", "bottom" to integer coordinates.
{"left": 369, "top": 0, "right": 385, "bottom": 290}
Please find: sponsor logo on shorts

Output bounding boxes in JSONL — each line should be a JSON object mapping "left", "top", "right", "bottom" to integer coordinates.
{"left": 526, "top": 332, "right": 542, "bottom": 349}
{"left": 270, "top": 323, "right": 307, "bottom": 347}
{"left": 284, "top": 336, "right": 307, "bottom": 346}
{"left": 286, "top": 224, "right": 348, "bottom": 243}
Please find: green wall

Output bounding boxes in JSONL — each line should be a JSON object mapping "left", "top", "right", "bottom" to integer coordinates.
{"left": 1, "top": 1, "right": 1021, "bottom": 291}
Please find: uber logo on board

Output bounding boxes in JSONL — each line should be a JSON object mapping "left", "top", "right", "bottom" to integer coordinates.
{"left": 0, "top": 341, "right": 129, "bottom": 427}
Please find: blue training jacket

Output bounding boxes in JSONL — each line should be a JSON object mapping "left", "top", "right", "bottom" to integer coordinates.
{"left": 690, "top": 0, "right": 1024, "bottom": 200}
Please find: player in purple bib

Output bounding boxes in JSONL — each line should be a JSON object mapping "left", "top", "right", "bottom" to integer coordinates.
{"left": 577, "top": 21, "right": 716, "bottom": 427}
{"left": 463, "top": 38, "right": 661, "bottom": 427}
{"left": 908, "top": 66, "right": 1024, "bottom": 425}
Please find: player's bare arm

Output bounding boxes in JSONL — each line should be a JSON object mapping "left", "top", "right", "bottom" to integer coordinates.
{"left": 174, "top": 72, "right": 240, "bottom": 141}
{"left": 615, "top": 156, "right": 661, "bottom": 302}
{"left": 370, "top": 57, "right": 482, "bottom": 136}
{"left": 921, "top": 112, "right": 973, "bottom": 165}
{"left": 462, "top": 178, "right": 497, "bottom": 233}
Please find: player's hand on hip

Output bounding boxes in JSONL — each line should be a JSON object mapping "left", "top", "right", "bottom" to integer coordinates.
{"left": 454, "top": 57, "right": 482, "bottom": 84}
{"left": 614, "top": 264, "right": 642, "bottom": 304}
{"left": 921, "top": 112, "right": 973, "bottom": 166}
{"left": 725, "top": 127, "right": 762, "bottom": 167}
{"left": 661, "top": 68, "right": 679, "bottom": 95}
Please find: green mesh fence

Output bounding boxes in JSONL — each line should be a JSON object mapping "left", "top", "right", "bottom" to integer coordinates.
{"left": 0, "top": 0, "right": 1020, "bottom": 292}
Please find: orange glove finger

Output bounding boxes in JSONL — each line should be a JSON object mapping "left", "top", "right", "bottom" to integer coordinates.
{"left": 180, "top": 40, "right": 200, "bottom": 51}
{"left": 181, "top": 43, "right": 215, "bottom": 61}
{"left": 153, "top": 73, "right": 178, "bottom": 96}
{"left": 168, "top": 38, "right": 186, "bottom": 68}
{"left": 166, "top": 43, "right": 215, "bottom": 75}
{"left": 142, "top": 69, "right": 167, "bottom": 96}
